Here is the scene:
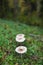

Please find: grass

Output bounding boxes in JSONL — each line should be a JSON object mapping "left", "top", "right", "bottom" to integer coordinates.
{"left": 0, "top": 19, "right": 43, "bottom": 65}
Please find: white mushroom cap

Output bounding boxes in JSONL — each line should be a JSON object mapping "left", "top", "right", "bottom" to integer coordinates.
{"left": 16, "top": 34, "right": 25, "bottom": 38}
{"left": 16, "top": 34, "right": 25, "bottom": 42}
{"left": 15, "top": 46, "right": 27, "bottom": 54}
{"left": 16, "top": 37, "right": 25, "bottom": 42}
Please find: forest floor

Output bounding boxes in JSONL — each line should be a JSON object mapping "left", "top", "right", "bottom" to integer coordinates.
{"left": 0, "top": 19, "right": 43, "bottom": 65}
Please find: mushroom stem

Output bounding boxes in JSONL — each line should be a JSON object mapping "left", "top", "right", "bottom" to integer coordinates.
{"left": 21, "top": 54, "right": 22, "bottom": 59}
{"left": 20, "top": 54, "right": 23, "bottom": 64}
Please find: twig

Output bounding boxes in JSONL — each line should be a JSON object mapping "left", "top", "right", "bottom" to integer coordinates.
{"left": 29, "top": 34, "right": 43, "bottom": 42}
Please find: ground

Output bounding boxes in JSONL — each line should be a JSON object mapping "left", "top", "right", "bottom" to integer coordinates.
{"left": 0, "top": 19, "right": 43, "bottom": 65}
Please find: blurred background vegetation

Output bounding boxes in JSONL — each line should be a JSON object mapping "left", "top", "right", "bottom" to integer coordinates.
{"left": 0, "top": 0, "right": 43, "bottom": 26}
